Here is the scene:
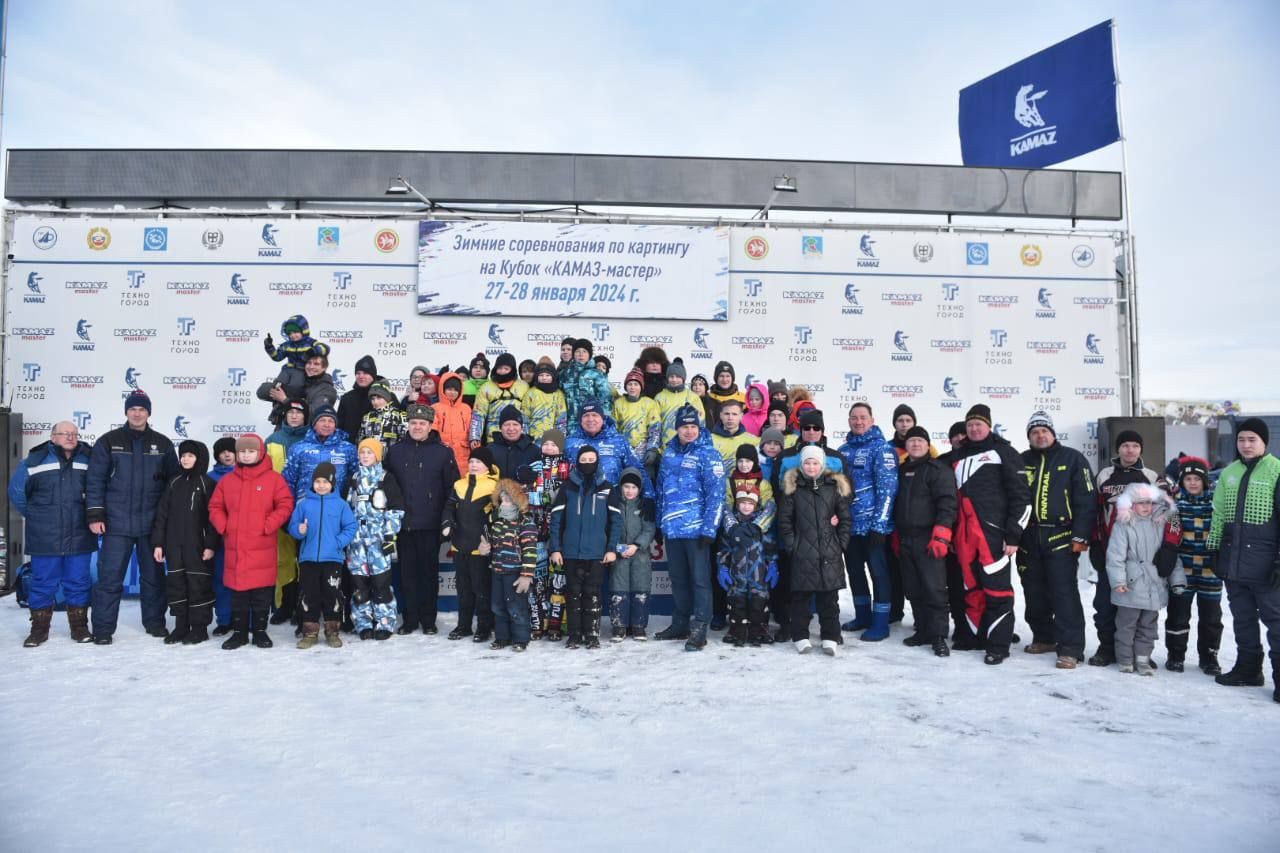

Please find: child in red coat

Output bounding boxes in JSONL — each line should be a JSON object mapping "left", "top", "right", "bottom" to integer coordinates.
{"left": 209, "top": 434, "right": 295, "bottom": 650}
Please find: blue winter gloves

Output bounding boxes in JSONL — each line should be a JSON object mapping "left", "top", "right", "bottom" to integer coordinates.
{"left": 765, "top": 560, "right": 779, "bottom": 588}
{"left": 717, "top": 564, "right": 733, "bottom": 590}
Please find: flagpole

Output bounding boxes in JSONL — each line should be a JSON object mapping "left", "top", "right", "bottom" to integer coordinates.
{"left": 1111, "top": 19, "right": 1140, "bottom": 416}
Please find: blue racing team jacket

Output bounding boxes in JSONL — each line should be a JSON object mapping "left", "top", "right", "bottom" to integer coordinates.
{"left": 836, "top": 425, "right": 899, "bottom": 536}
{"left": 656, "top": 428, "right": 725, "bottom": 540}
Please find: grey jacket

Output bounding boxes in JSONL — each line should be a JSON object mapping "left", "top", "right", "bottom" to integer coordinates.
{"left": 1105, "top": 485, "right": 1186, "bottom": 610}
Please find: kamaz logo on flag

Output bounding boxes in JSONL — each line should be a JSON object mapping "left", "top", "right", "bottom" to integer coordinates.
{"left": 174, "top": 416, "right": 190, "bottom": 438}
{"left": 27, "top": 272, "right": 43, "bottom": 293}
{"left": 943, "top": 377, "right": 960, "bottom": 399}
{"left": 488, "top": 323, "right": 505, "bottom": 345}
{"left": 227, "top": 368, "right": 247, "bottom": 387}
{"left": 1011, "top": 84, "right": 1057, "bottom": 158}
{"left": 384, "top": 319, "right": 403, "bottom": 338}
{"left": 125, "top": 367, "right": 142, "bottom": 388}
{"left": 76, "top": 320, "right": 92, "bottom": 342}
{"left": 893, "top": 331, "right": 910, "bottom": 353}
{"left": 693, "top": 328, "right": 711, "bottom": 350}
{"left": 1086, "top": 333, "right": 1102, "bottom": 355}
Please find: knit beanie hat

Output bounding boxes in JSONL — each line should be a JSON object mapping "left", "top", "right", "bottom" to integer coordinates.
{"left": 734, "top": 482, "right": 761, "bottom": 506}
{"left": 539, "top": 429, "right": 566, "bottom": 453}
{"left": 624, "top": 367, "right": 645, "bottom": 391}
{"left": 714, "top": 360, "right": 736, "bottom": 382}
{"left": 498, "top": 404, "right": 523, "bottom": 427}
{"left": 580, "top": 401, "right": 605, "bottom": 419}
{"left": 576, "top": 444, "right": 598, "bottom": 462}
{"left": 470, "top": 446, "right": 496, "bottom": 470}
{"left": 798, "top": 408, "right": 824, "bottom": 433}
{"left": 620, "top": 468, "right": 644, "bottom": 490}
{"left": 948, "top": 421, "right": 967, "bottom": 441}
{"left": 212, "top": 436, "right": 237, "bottom": 459}
{"left": 310, "top": 404, "right": 338, "bottom": 427}
{"left": 492, "top": 353, "right": 516, "bottom": 380}
{"left": 667, "top": 358, "right": 687, "bottom": 381}
{"left": 469, "top": 352, "right": 490, "bottom": 372}
{"left": 674, "top": 403, "right": 701, "bottom": 428}
{"left": 892, "top": 404, "right": 917, "bottom": 425}
{"left": 768, "top": 399, "right": 790, "bottom": 418}
{"left": 234, "top": 435, "right": 261, "bottom": 455}
{"left": 354, "top": 354, "right": 378, "bottom": 376}
{"left": 735, "top": 443, "right": 760, "bottom": 464}
{"left": 560, "top": 336, "right": 577, "bottom": 350}
{"left": 1026, "top": 411, "right": 1056, "bottom": 438}
{"left": 124, "top": 389, "right": 152, "bottom": 414}
{"left": 595, "top": 355, "right": 611, "bottom": 373}
{"left": 358, "top": 437, "right": 384, "bottom": 463}
{"left": 799, "top": 445, "right": 826, "bottom": 467}
{"left": 284, "top": 399, "right": 308, "bottom": 421}
{"left": 767, "top": 379, "right": 788, "bottom": 400}
{"left": 965, "top": 404, "right": 992, "bottom": 427}
{"left": 312, "top": 461, "right": 337, "bottom": 488}
{"left": 1178, "top": 456, "right": 1211, "bottom": 486}
{"left": 904, "top": 425, "right": 931, "bottom": 445}
{"left": 368, "top": 381, "right": 397, "bottom": 404}
{"left": 761, "top": 428, "right": 786, "bottom": 447}
{"left": 1114, "top": 429, "right": 1143, "bottom": 451}
{"left": 1236, "top": 417, "right": 1270, "bottom": 447}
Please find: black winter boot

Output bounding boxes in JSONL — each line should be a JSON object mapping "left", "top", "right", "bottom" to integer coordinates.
{"left": 252, "top": 630, "right": 273, "bottom": 648}
{"left": 1199, "top": 650, "right": 1222, "bottom": 676}
{"left": 23, "top": 608, "right": 53, "bottom": 647}
{"left": 1216, "top": 652, "right": 1265, "bottom": 687}
{"left": 1087, "top": 646, "right": 1116, "bottom": 667}
{"left": 183, "top": 625, "right": 209, "bottom": 645}
{"left": 684, "top": 621, "right": 708, "bottom": 652}
{"left": 221, "top": 631, "right": 249, "bottom": 650}
{"left": 932, "top": 637, "right": 951, "bottom": 657}
{"left": 165, "top": 615, "right": 189, "bottom": 645}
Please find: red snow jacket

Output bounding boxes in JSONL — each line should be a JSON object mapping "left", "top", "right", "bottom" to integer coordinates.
{"left": 209, "top": 434, "right": 295, "bottom": 591}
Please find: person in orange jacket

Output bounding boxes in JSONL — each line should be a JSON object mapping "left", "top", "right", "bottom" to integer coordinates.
{"left": 432, "top": 371, "right": 472, "bottom": 472}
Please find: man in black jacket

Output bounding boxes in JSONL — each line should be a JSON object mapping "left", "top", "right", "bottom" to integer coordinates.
{"left": 385, "top": 404, "right": 459, "bottom": 634}
{"left": 1089, "top": 428, "right": 1167, "bottom": 665}
{"left": 489, "top": 405, "right": 540, "bottom": 480}
{"left": 951, "top": 404, "right": 1031, "bottom": 664}
{"left": 1018, "top": 412, "right": 1096, "bottom": 669}
{"left": 337, "top": 354, "right": 382, "bottom": 440}
{"left": 895, "top": 426, "right": 958, "bottom": 657}
{"left": 86, "top": 390, "right": 180, "bottom": 643}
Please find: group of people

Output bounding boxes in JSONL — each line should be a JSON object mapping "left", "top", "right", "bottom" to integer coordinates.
{"left": 10, "top": 331, "right": 1280, "bottom": 704}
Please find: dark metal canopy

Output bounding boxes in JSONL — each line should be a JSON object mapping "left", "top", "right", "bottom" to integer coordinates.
{"left": 4, "top": 148, "right": 1122, "bottom": 220}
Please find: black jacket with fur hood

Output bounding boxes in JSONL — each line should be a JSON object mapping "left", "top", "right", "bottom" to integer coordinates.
{"left": 778, "top": 468, "right": 852, "bottom": 592}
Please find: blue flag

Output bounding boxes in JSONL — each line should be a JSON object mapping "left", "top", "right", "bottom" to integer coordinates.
{"left": 959, "top": 21, "right": 1119, "bottom": 169}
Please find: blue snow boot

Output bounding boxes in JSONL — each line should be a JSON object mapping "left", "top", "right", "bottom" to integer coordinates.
{"left": 860, "top": 604, "right": 891, "bottom": 642}
{"left": 841, "top": 597, "right": 872, "bottom": 632}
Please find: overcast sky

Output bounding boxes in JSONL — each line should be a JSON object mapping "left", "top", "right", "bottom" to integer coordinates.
{"left": 4, "top": 1, "right": 1277, "bottom": 401}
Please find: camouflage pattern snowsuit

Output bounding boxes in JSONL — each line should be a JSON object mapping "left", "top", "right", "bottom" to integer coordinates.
{"left": 520, "top": 453, "right": 571, "bottom": 636}
{"left": 345, "top": 463, "right": 404, "bottom": 633}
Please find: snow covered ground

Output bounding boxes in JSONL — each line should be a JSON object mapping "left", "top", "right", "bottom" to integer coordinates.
{"left": 2, "top": 582, "right": 1277, "bottom": 853}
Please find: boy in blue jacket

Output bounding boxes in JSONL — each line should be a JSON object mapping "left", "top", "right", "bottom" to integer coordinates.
{"left": 288, "top": 462, "right": 358, "bottom": 648}
{"left": 549, "top": 446, "right": 621, "bottom": 649}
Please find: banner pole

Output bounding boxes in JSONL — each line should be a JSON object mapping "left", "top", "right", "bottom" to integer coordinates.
{"left": 1111, "top": 19, "right": 1139, "bottom": 416}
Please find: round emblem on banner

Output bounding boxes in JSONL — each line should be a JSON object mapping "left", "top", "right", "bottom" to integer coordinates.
{"left": 1020, "top": 244, "right": 1043, "bottom": 266}
{"left": 375, "top": 229, "right": 400, "bottom": 253}
{"left": 87, "top": 227, "right": 112, "bottom": 251}
{"left": 33, "top": 226, "right": 58, "bottom": 249}
{"left": 1072, "top": 245, "right": 1095, "bottom": 267}
{"left": 744, "top": 236, "right": 769, "bottom": 260}
{"left": 912, "top": 241, "right": 934, "bottom": 263}
{"left": 203, "top": 229, "right": 224, "bottom": 250}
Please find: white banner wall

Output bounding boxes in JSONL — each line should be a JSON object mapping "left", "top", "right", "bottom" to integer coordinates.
{"left": 4, "top": 214, "right": 1122, "bottom": 601}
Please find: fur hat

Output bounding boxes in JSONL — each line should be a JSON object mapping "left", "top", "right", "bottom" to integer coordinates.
{"left": 212, "top": 436, "right": 237, "bottom": 459}
{"left": 406, "top": 403, "right": 434, "bottom": 423}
